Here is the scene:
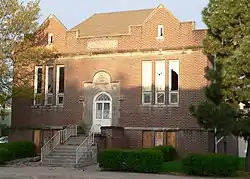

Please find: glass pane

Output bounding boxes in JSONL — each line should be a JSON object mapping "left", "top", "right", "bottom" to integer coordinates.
{"left": 59, "top": 67, "right": 64, "bottom": 93}
{"left": 96, "top": 103, "right": 102, "bottom": 119}
{"left": 104, "top": 103, "right": 110, "bottom": 110}
{"left": 37, "top": 68, "right": 42, "bottom": 93}
{"left": 48, "top": 67, "right": 53, "bottom": 93}
{"left": 103, "top": 103, "right": 110, "bottom": 119}
{"left": 97, "top": 103, "right": 102, "bottom": 110}
{"left": 157, "top": 93, "right": 165, "bottom": 104}
{"left": 143, "top": 92, "right": 151, "bottom": 104}
{"left": 170, "top": 93, "right": 178, "bottom": 104}
{"left": 171, "top": 69, "right": 179, "bottom": 91}
{"left": 96, "top": 94, "right": 110, "bottom": 101}
{"left": 58, "top": 96, "right": 64, "bottom": 104}
{"left": 47, "top": 95, "right": 53, "bottom": 105}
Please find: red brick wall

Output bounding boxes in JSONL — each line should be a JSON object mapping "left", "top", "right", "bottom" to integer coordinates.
{"left": 11, "top": 6, "right": 211, "bottom": 153}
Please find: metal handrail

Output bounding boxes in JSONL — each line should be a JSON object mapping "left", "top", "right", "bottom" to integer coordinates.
{"left": 41, "top": 124, "right": 77, "bottom": 162}
{"left": 75, "top": 124, "right": 101, "bottom": 164}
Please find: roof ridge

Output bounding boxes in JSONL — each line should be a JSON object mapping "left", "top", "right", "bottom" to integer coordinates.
{"left": 94, "top": 8, "right": 154, "bottom": 15}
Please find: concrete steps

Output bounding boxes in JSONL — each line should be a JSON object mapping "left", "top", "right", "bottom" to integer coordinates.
{"left": 41, "top": 134, "right": 97, "bottom": 168}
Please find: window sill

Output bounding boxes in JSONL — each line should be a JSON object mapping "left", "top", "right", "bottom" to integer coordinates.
{"left": 31, "top": 105, "right": 64, "bottom": 109}
{"left": 167, "top": 104, "right": 179, "bottom": 108}
{"left": 139, "top": 104, "right": 179, "bottom": 108}
{"left": 156, "top": 36, "right": 164, "bottom": 41}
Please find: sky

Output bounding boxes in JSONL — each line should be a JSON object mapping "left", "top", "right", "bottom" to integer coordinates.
{"left": 38, "top": 0, "right": 209, "bottom": 30}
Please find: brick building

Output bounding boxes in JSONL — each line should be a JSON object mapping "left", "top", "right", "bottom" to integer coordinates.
{"left": 12, "top": 4, "right": 238, "bottom": 155}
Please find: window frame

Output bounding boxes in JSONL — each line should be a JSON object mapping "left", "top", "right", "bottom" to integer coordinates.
{"left": 142, "top": 61, "right": 153, "bottom": 105}
{"left": 155, "top": 60, "right": 166, "bottom": 105}
{"left": 168, "top": 60, "right": 180, "bottom": 105}
{"left": 56, "top": 65, "right": 65, "bottom": 106}
{"left": 34, "top": 66, "right": 43, "bottom": 106}
{"left": 45, "top": 65, "right": 54, "bottom": 105}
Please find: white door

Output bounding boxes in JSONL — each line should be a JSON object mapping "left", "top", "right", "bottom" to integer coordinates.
{"left": 93, "top": 92, "right": 112, "bottom": 133}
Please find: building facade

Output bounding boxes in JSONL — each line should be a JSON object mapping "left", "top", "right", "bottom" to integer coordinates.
{"left": 11, "top": 4, "right": 238, "bottom": 155}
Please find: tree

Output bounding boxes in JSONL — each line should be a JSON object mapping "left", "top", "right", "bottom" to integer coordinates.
{"left": 221, "top": 35, "right": 250, "bottom": 170}
{"left": 0, "top": 0, "right": 57, "bottom": 108}
{"left": 190, "top": 0, "right": 250, "bottom": 171}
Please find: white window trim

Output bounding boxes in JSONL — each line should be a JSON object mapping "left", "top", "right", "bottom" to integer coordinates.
{"left": 169, "top": 60, "right": 180, "bottom": 105}
{"left": 142, "top": 61, "right": 153, "bottom": 105}
{"left": 157, "top": 25, "right": 164, "bottom": 40}
{"left": 45, "top": 65, "right": 53, "bottom": 105}
{"left": 56, "top": 65, "right": 64, "bottom": 105}
{"left": 48, "top": 33, "right": 53, "bottom": 45}
{"left": 34, "top": 66, "right": 42, "bottom": 106}
{"left": 155, "top": 60, "right": 166, "bottom": 104}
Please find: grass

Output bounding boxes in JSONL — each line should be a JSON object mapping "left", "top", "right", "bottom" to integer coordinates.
{"left": 161, "top": 160, "right": 183, "bottom": 174}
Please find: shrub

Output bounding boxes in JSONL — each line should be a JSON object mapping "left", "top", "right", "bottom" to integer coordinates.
{"left": 154, "top": 145, "right": 177, "bottom": 162}
{"left": 98, "top": 149, "right": 163, "bottom": 173}
{"left": 182, "top": 153, "right": 239, "bottom": 177}
{"left": 0, "top": 148, "right": 11, "bottom": 164}
{"left": 3, "top": 141, "right": 36, "bottom": 160}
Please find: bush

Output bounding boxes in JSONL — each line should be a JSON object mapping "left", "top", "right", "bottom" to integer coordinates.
{"left": 0, "top": 148, "right": 11, "bottom": 164}
{"left": 182, "top": 153, "right": 239, "bottom": 177}
{"left": 98, "top": 149, "right": 163, "bottom": 173}
{"left": 2, "top": 141, "right": 36, "bottom": 160}
{"left": 154, "top": 145, "right": 177, "bottom": 162}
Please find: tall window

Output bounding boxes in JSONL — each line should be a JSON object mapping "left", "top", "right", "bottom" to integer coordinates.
{"left": 45, "top": 66, "right": 54, "bottom": 105}
{"left": 34, "top": 66, "right": 43, "bottom": 105}
{"left": 142, "top": 61, "right": 152, "bottom": 104}
{"left": 155, "top": 60, "right": 165, "bottom": 104}
{"left": 169, "top": 60, "right": 179, "bottom": 105}
{"left": 56, "top": 65, "right": 65, "bottom": 105}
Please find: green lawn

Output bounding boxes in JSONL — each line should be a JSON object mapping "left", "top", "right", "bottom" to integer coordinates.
{"left": 162, "top": 157, "right": 246, "bottom": 174}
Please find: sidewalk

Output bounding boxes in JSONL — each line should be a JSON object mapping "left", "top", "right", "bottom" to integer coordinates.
{"left": 0, "top": 165, "right": 231, "bottom": 179}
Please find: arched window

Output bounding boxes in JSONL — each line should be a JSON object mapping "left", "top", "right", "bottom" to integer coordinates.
{"left": 94, "top": 92, "right": 112, "bottom": 120}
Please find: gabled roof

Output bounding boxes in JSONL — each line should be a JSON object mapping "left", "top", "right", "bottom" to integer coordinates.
{"left": 39, "top": 14, "right": 67, "bottom": 31}
{"left": 71, "top": 8, "right": 154, "bottom": 37}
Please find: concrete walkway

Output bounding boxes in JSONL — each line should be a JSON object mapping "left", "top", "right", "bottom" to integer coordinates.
{"left": 0, "top": 165, "right": 231, "bottom": 179}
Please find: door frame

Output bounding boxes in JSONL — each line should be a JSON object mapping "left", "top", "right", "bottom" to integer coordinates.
{"left": 92, "top": 92, "right": 112, "bottom": 130}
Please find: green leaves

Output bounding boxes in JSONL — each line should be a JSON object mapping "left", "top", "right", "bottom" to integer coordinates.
{"left": 0, "top": 0, "right": 58, "bottom": 108}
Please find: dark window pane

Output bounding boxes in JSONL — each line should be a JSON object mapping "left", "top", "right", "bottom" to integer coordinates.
{"left": 171, "top": 69, "right": 178, "bottom": 91}
{"left": 143, "top": 93, "right": 151, "bottom": 104}
{"left": 157, "top": 93, "right": 165, "bottom": 104}
{"left": 37, "top": 68, "right": 42, "bottom": 93}
{"left": 59, "top": 67, "right": 64, "bottom": 93}
{"left": 170, "top": 93, "right": 178, "bottom": 104}
{"left": 48, "top": 67, "right": 53, "bottom": 93}
{"left": 58, "top": 96, "right": 64, "bottom": 104}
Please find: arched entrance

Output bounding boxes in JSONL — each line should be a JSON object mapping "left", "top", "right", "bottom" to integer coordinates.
{"left": 93, "top": 92, "right": 112, "bottom": 132}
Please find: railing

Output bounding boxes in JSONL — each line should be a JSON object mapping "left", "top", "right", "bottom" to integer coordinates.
{"left": 60, "top": 124, "right": 78, "bottom": 143}
{"left": 75, "top": 124, "right": 101, "bottom": 164}
{"left": 41, "top": 124, "right": 77, "bottom": 162}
